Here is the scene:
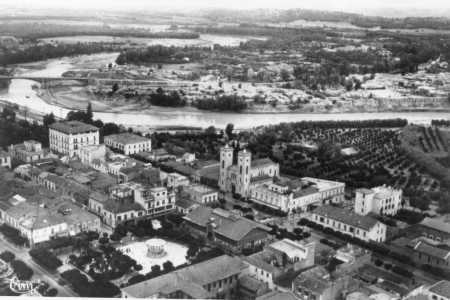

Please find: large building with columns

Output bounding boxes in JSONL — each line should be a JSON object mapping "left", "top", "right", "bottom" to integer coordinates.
{"left": 219, "top": 145, "right": 279, "bottom": 198}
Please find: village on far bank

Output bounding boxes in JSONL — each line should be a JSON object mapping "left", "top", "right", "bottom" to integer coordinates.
{"left": 0, "top": 108, "right": 449, "bottom": 300}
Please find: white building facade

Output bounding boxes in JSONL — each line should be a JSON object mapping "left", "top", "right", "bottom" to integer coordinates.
{"left": 104, "top": 133, "right": 151, "bottom": 155}
{"left": 250, "top": 177, "right": 345, "bottom": 213}
{"left": 49, "top": 121, "right": 99, "bottom": 157}
{"left": 354, "top": 185, "right": 402, "bottom": 216}
{"left": 309, "top": 205, "right": 387, "bottom": 242}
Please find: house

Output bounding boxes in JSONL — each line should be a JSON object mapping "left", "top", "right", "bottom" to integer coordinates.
{"left": 292, "top": 266, "right": 353, "bottom": 300}
{"left": 309, "top": 205, "right": 387, "bottom": 242}
{"left": 78, "top": 144, "right": 106, "bottom": 166}
{"left": 250, "top": 177, "right": 345, "bottom": 213}
{"left": 8, "top": 140, "right": 50, "bottom": 163}
{"left": 255, "top": 291, "right": 298, "bottom": 300}
{"left": 0, "top": 150, "right": 11, "bottom": 169}
{"left": 175, "top": 192, "right": 199, "bottom": 214}
{"left": 243, "top": 239, "right": 315, "bottom": 289}
{"left": 427, "top": 280, "right": 450, "bottom": 300}
{"left": 89, "top": 183, "right": 175, "bottom": 228}
{"left": 183, "top": 206, "right": 272, "bottom": 253}
{"left": 167, "top": 172, "right": 190, "bottom": 189}
{"left": 238, "top": 275, "right": 270, "bottom": 300}
{"left": 410, "top": 239, "right": 450, "bottom": 270}
{"left": 104, "top": 133, "right": 151, "bottom": 155}
{"left": 0, "top": 196, "right": 100, "bottom": 246}
{"left": 354, "top": 186, "right": 402, "bottom": 216}
{"left": 49, "top": 121, "right": 99, "bottom": 157}
{"left": 122, "top": 255, "right": 247, "bottom": 299}
{"left": 182, "top": 184, "right": 219, "bottom": 204}
{"left": 416, "top": 217, "right": 450, "bottom": 244}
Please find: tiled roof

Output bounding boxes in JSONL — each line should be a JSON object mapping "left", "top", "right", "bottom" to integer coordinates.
{"left": 184, "top": 206, "right": 271, "bottom": 242}
{"left": 49, "top": 121, "right": 98, "bottom": 134}
{"left": 429, "top": 280, "right": 450, "bottom": 297}
{"left": 105, "top": 133, "right": 150, "bottom": 145}
{"left": 256, "top": 291, "right": 298, "bottom": 300}
{"left": 122, "top": 255, "right": 246, "bottom": 298}
{"left": 420, "top": 217, "right": 450, "bottom": 235}
{"left": 252, "top": 158, "right": 277, "bottom": 168}
{"left": 414, "top": 241, "right": 450, "bottom": 260}
{"left": 312, "top": 205, "right": 380, "bottom": 231}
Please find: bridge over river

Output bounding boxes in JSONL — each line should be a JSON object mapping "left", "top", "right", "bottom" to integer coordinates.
{"left": 0, "top": 75, "right": 195, "bottom": 88}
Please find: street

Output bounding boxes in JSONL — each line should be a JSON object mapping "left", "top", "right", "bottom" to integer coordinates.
{"left": 0, "top": 236, "right": 77, "bottom": 297}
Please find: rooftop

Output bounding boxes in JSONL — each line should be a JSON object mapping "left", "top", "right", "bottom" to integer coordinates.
{"left": 256, "top": 291, "right": 298, "bottom": 300}
{"left": 312, "top": 205, "right": 380, "bottom": 231}
{"left": 49, "top": 121, "right": 98, "bottom": 134}
{"left": 429, "top": 280, "right": 450, "bottom": 298}
{"left": 420, "top": 217, "right": 450, "bottom": 235}
{"left": 184, "top": 206, "right": 271, "bottom": 242}
{"left": 413, "top": 241, "right": 450, "bottom": 260}
{"left": 105, "top": 133, "right": 150, "bottom": 145}
{"left": 122, "top": 255, "right": 246, "bottom": 298}
{"left": 252, "top": 158, "right": 277, "bottom": 169}
{"left": 269, "top": 239, "right": 310, "bottom": 257}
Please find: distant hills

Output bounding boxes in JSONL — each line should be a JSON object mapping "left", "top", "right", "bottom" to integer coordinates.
{"left": 201, "top": 8, "right": 450, "bottom": 30}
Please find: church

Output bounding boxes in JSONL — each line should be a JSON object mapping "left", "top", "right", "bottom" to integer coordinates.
{"left": 218, "top": 144, "right": 279, "bottom": 198}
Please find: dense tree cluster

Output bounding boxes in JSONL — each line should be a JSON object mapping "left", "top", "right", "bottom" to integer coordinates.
{"left": 61, "top": 269, "right": 120, "bottom": 297}
{"left": 147, "top": 88, "right": 186, "bottom": 107}
{"left": 0, "top": 43, "right": 116, "bottom": 66}
{"left": 116, "top": 45, "right": 209, "bottom": 65}
{"left": 0, "top": 224, "right": 29, "bottom": 246}
{"left": 194, "top": 95, "right": 248, "bottom": 112}
{"left": 29, "top": 248, "right": 63, "bottom": 271}
{"left": 10, "top": 260, "right": 34, "bottom": 280}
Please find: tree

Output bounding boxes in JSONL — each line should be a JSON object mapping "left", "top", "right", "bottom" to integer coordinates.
{"left": 0, "top": 250, "right": 15, "bottom": 262}
{"left": 225, "top": 123, "right": 234, "bottom": 139}
{"left": 111, "top": 83, "right": 119, "bottom": 94}
{"left": 205, "top": 126, "right": 216, "bottom": 136}
{"left": 86, "top": 102, "right": 93, "bottom": 122}
{"left": 280, "top": 69, "right": 290, "bottom": 81}
{"left": 43, "top": 113, "right": 56, "bottom": 127}
{"left": 11, "top": 260, "right": 34, "bottom": 280}
{"left": 162, "top": 260, "right": 174, "bottom": 272}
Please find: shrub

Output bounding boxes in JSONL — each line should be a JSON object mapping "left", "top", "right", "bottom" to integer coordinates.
{"left": 0, "top": 250, "right": 15, "bottom": 262}
{"left": 374, "top": 259, "right": 383, "bottom": 267}
{"left": 29, "top": 248, "right": 62, "bottom": 270}
{"left": 0, "top": 224, "right": 28, "bottom": 246}
{"left": 11, "top": 260, "right": 34, "bottom": 280}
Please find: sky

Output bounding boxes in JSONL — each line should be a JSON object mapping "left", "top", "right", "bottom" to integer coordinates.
{"left": 2, "top": 0, "right": 450, "bottom": 17}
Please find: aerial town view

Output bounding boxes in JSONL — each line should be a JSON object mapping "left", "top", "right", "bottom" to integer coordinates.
{"left": 1, "top": 0, "right": 450, "bottom": 299}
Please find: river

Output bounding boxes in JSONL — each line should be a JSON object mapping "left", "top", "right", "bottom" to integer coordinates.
{"left": 1, "top": 53, "right": 450, "bottom": 129}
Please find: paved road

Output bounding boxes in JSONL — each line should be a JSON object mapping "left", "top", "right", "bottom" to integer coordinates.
{"left": 0, "top": 237, "right": 77, "bottom": 297}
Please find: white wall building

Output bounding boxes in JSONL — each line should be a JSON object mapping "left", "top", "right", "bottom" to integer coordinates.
{"left": 0, "top": 151, "right": 11, "bottom": 169}
{"left": 49, "top": 121, "right": 99, "bottom": 157}
{"left": 104, "top": 133, "right": 151, "bottom": 155}
{"left": 354, "top": 185, "right": 402, "bottom": 216}
{"left": 309, "top": 205, "right": 387, "bottom": 242}
{"left": 8, "top": 140, "right": 48, "bottom": 163}
{"left": 167, "top": 172, "right": 190, "bottom": 189}
{"left": 78, "top": 144, "right": 106, "bottom": 165}
{"left": 250, "top": 177, "right": 345, "bottom": 213}
{"left": 183, "top": 184, "right": 219, "bottom": 204}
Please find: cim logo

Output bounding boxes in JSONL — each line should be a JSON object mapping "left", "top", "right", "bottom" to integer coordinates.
{"left": 9, "top": 276, "right": 41, "bottom": 294}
